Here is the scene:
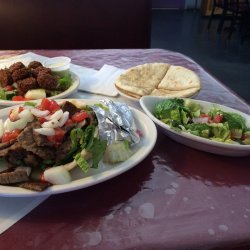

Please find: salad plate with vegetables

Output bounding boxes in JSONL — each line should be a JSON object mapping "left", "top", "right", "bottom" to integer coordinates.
{"left": 140, "top": 96, "right": 250, "bottom": 156}
{"left": 0, "top": 60, "right": 79, "bottom": 106}
{"left": 0, "top": 98, "right": 157, "bottom": 197}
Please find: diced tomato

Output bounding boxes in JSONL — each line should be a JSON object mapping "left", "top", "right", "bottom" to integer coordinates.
{"left": 71, "top": 111, "right": 89, "bottom": 123}
{"left": 47, "top": 128, "right": 65, "bottom": 144}
{"left": 39, "top": 98, "right": 60, "bottom": 113}
{"left": 38, "top": 117, "right": 47, "bottom": 124}
{"left": 9, "top": 107, "right": 24, "bottom": 121}
{"left": 213, "top": 114, "right": 223, "bottom": 123}
{"left": 1, "top": 129, "right": 21, "bottom": 143}
{"left": 12, "top": 95, "right": 30, "bottom": 101}
{"left": 64, "top": 118, "right": 73, "bottom": 126}
{"left": 4, "top": 85, "right": 15, "bottom": 91}
{"left": 38, "top": 98, "right": 51, "bottom": 110}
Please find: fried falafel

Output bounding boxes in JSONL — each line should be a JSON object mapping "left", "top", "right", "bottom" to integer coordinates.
{"left": 17, "top": 77, "right": 39, "bottom": 95}
{"left": 37, "top": 72, "right": 57, "bottom": 90}
{"left": 12, "top": 68, "right": 31, "bottom": 82}
{"left": 31, "top": 66, "right": 51, "bottom": 78}
{"left": 28, "top": 61, "right": 43, "bottom": 69}
{"left": 9, "top": 62, "right": 25, "bottom": 74}
{"left": 0, "top": 69, "right": 13, "bottom": 87}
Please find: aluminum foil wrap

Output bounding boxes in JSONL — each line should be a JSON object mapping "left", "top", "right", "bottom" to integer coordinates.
{"left": 91, "top": 99, "right": 140, "bottom": 145}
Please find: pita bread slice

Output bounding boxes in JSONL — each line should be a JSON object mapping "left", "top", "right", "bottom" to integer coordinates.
{"left": 115, "top": 63, "right": 170, "bottom": 98}
{"left": 115, "top": 84, "right": 152, "bottom": 99}
{"left": 158, "top": 65, "right": 200, "bottom": 91}
{"left": 150, "top": 87, "right": 200, "bottom": 98}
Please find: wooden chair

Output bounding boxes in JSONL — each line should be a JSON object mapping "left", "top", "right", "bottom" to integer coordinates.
{"left": 207, "top": 0, "right": 230, "bottom": 32}
{"left": 0, "top": 0, "right": 152, "bottom": 49}
{"left": 226, "top": 0, "right": 249, "bottom": 39}
{"left": 239, "top": 4, "right": 250, "bottom": 43}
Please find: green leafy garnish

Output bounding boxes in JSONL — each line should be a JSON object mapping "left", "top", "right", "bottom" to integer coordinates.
{"left": 57, "top": 73, "right": 72, "bottom": 90}
{"left": 74, "top": 152, "right": 90, "bottom": 172}
{"left": 0, "top": 89, "right": 7, "bottom": 100}
{"left": 63, "top": 125, "right": 107, "bottom": 171}
{"left": 24, "top": 101, "right": 37, "bottom": 107}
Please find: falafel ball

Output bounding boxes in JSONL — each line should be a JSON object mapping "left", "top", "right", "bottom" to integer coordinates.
{"left": 37, "top": 72, "right": 57, "bottom": 90}
{"left": 28, "top": 61, "right": 43, "bottom": 69}
{"left": 31, "top": 66, "right": 51, "bottom": 78}
{"left": 9, "top": 62, "right": 25, "bottom": 74}
{"left": 0, "top": 69, "right": 13, "bottom": 87}
{"left": 12, "top": 68, "right": 30, "bottom": 82}
{"left": 17, "top": 77, "right": 39, "bottom": 96}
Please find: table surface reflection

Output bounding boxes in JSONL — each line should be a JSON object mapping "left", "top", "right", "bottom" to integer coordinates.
{"left": 0, "top": 49, "right": 250, "bottom": 250}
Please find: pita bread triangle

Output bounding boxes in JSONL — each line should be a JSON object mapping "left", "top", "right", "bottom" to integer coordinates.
{"left": 114, "top": 63, "right": 201, "bottom": 99}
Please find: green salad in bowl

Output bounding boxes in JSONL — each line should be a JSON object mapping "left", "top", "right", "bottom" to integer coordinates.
{"left": 140, "top": 96, "right": 250, "bottom": 156}
{"left": 153, "top": 98, "right": 250, "bottom": 145}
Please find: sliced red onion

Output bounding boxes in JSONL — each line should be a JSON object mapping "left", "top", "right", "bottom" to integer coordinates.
{"left": 34, "top": 127, "right": 55, "bottom": 136}
{"left": 58, "top": 111, "right": 69, "bottom": 127}
{"left": 42, "top": 119, "right": 60, "bottom": 128}
{"left": 30, "top": 108, "right": 50, "bottom": 118}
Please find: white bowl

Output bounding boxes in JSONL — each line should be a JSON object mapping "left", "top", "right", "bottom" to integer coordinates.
{"left": 139, "top": 96, "right": 250, "bottom": 157}
{"left": 43, "top": 56, "right": 71, "bottom": 74}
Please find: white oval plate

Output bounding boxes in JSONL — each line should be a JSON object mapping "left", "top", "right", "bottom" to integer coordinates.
{"left": 116, "top": 87, "right": 200, "bottom": 102}
{"left": 0, "top": 71, "right": 79, "bottom": 106}
{"left": 0, "top": 99, "right": 157, "bottom": 197}
{"left": 140, "top": 96, "right": 250, "bottom": 157}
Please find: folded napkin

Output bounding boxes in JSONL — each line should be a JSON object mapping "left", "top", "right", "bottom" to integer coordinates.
{"left": 0, "top": 195, "right": 48, "bottom": 234}
{"left": 73, "top": 64, "right": 125, "bottom": 97}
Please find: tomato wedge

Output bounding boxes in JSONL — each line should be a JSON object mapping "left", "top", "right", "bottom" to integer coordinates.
{"left": 12, "top": 96, "right": 30, "bottom": 101}
{"left": 71, "top": 111, "right": 89, "bottom": 122}
{"left": 39, "top": 98, "right": 60, "bottom": 113}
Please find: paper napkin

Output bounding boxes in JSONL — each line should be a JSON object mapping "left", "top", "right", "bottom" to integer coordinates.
{"left": 74, "top": 64, "right": 125, "bottom": 97}
{"left": 0, "top": 195, "right": 48, "bottom": 234}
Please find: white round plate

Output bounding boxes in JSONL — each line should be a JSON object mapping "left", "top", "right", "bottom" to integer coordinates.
{"left": 140, "top": 96, "right": 250, "bottom": 157}
{"left": 0, "top": 72, "right": 79, "bottom": 106}
{"left": 0, "top": 99, "right": 157, "bottom": 197}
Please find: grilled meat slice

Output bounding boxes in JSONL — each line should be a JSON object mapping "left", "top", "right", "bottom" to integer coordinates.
{"left": 32, "top": 122, "right": 54, "bottom": 147}
{"left": 0, "top": 139, "right": 16, "bottom": 151}
{"left": 61, "top": 101, "right": 81, "bottom": 118}
{"left": 55, "top": 136, "right": 73, "bottom": 163}
{"left": 0, "top": 141, "right": 20, "bottom": 158}
{"left": 23, "top": 153, "right": 41, "bottom": 168}
{"left": 4, "top": 146, "right": 26, "bottom": 166}
{"left": 17, "top": 123, "right": 56, "bottom": 160}
{"left": 16, "top": 181, "right": 51, "bottom": 192}
{"left": 0, "top": 168, "right": 29, "bottom": 184}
